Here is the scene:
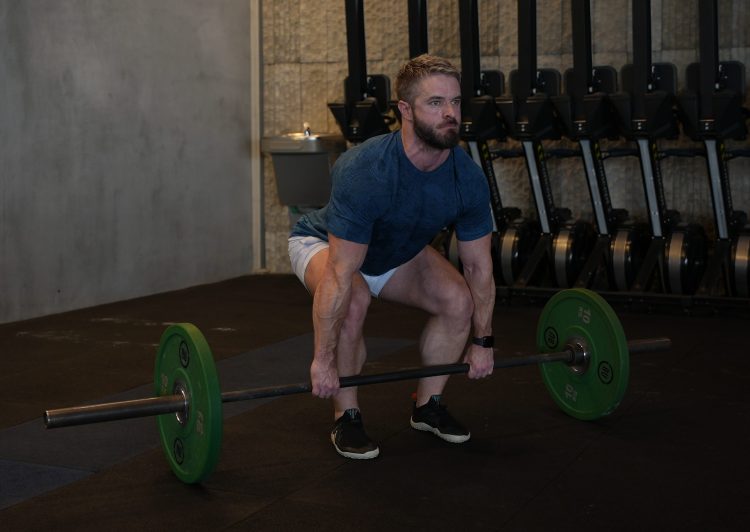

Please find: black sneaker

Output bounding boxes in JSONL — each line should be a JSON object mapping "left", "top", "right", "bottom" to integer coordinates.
{"left": 410, "top": 395, "right": 471, "bottom": 443}
{"left": 330, "top": 408, "right": 380, "bottom": 459}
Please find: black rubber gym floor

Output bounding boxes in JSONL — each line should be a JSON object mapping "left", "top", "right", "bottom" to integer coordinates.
{"left": 1, "top": 275, "right": 748, "bottom": 531}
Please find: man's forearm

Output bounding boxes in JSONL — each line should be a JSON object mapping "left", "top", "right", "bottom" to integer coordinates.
{"left": 312, "top": 268, "right": 352, "bottom": 365}
{"left": 463, "top": 263, "right": 495, "bottom": 337}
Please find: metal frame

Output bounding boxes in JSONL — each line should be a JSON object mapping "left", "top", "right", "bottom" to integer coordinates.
{"left": 328, "top": 0, "right": 391, "bottom": 143}
{"left": 686, "top": 0, "right": 749, "bottom": 297}
{"left": 458, "top": 0, "right": 509, "bottom": 233}
{"left": 408, "top": 0, "right": 429, "bottom": 58}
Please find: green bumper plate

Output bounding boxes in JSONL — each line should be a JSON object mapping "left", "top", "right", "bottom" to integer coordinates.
{"left": 537, "top": 289, "right": 629, "bottom": 420}
{"left": 155, "top": 324, "right": 223, "bottom": 483}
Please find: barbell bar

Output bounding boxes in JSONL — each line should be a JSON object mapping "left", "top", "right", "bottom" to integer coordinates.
{"left": 43, "top": 337, "right": 668, "bottom": 430}
{"left": 41, "top": 288, "right": 673, "bottom": 484}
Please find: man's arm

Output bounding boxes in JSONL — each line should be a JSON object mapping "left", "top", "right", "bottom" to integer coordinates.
{"left": 310, "top": 234, "right": 368, "bottom": 397}
{"left": 457, "top": 233, "right": 496, "bottom": 378}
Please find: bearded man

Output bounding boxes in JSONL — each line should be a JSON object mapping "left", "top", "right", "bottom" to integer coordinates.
{"left": 287, "top": 54, "right": 496, "bottom": 459}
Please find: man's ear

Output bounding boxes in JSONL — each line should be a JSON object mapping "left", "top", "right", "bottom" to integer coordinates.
{"left": 397, "top": 100, "right": 412, "bottom": 122}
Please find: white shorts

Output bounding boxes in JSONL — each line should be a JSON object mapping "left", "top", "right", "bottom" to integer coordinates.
{"left": 288, "top": 235, "right": 397, "bottom": 297}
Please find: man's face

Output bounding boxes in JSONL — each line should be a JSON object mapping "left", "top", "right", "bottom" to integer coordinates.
{"left": 408, "top": 74, "right": 462, "bottom": 150}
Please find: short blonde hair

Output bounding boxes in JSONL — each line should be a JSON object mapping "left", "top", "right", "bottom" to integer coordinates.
{"left": 395, "top": 54, "right": 461, "bottom": 105}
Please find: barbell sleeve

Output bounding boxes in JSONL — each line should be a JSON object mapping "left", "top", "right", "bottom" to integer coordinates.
{"left": 43, "top": 336, "right": 671, "bottom": 429}
{"left": 624, "top": 337, "right": 672, "bottom": 353}
{"left": 44, "top": 394, "right": 187, "bottom": 429}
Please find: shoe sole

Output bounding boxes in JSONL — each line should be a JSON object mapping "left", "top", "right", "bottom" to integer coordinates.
{"left": 410, "top": 419, "right": 471, "bottom": 444}
{"left": 330, "top": 434, "right": 380, "bottom": 460}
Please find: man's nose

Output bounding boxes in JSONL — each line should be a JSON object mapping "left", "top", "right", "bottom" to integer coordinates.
{"left": 444, "top": 102, "right": 459, "bottom": 120}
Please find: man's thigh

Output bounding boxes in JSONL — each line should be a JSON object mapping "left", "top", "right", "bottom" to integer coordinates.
{"left": 378, "top": 245, "right": 467, "bottom": 314}
{"left": 302, "top": 245, "right": 331, "bottom": 296}
{"left": 301, "top": 244, "right": 374, "bottom": 298}
{"left": 288, "top": 236, "right": 329, "bottom": 294}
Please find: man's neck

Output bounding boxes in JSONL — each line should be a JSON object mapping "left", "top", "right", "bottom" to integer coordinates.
{"left": 401, "top": 131, "right": 450, "bottom": 172}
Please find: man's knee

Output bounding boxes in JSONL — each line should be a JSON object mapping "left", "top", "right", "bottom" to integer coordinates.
{"left": 441, "top": 279, "right": 474, "bottom": 325}
{"left": 344, "top": 277, "right": 372, "bottom": 327}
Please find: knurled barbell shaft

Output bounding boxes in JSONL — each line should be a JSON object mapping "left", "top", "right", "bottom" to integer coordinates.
{"left": 221, "top": 349, "right": 575, "bottom": 403}
{"left": 43, "top": 337, "right": 671, "bottom": 429}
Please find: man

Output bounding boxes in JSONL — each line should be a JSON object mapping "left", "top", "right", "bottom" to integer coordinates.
{"left": 288, "top": 54, "right": 496, "bottom": 459}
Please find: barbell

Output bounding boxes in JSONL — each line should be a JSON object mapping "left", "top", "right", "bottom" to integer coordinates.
{"left": 43, "top": 288, "right": 671, "bottom": 484}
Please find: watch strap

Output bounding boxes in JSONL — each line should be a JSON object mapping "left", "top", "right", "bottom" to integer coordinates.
{"left": 471, "top": 335, "right": 494, "bottom": 348}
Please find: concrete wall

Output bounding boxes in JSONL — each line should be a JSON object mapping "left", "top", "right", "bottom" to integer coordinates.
{"left": 3, "top": 0, "right": 749, "bottom": 322}
{"left": 1, "top": 0, "right": 254, "bottom": 323}
{"left": 261, "top": 0, "right": 750, "bottom": 272}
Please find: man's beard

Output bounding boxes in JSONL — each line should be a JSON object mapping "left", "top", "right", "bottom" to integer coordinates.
{"left": 413, "top": 113, "right": 460, "bottom": 150}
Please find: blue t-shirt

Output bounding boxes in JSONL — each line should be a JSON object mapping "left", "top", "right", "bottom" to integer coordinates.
{"left": 291, "top": 130, "right": 492, "bottom": 276}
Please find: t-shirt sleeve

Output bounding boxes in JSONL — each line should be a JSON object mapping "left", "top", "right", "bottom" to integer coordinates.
{"left": 325, "top": 155, "right": 391, "bottom": 244}
{"left": 454, "top": 158, "right": 493, "bottom": 242}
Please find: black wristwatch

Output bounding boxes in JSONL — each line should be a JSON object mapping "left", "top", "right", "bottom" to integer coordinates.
{"left": 471, "top": 336, "right": 494, "bottom": 348}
